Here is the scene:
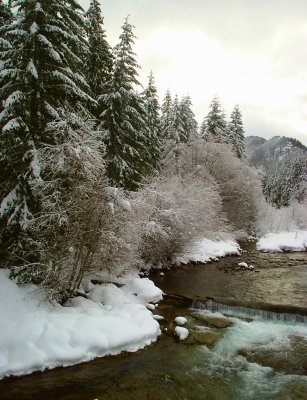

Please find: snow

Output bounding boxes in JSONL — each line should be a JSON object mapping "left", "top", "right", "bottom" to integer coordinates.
{"left": 175, "top": 326, "right": 189, "bottom": 340}
{"left": 27, "top": 60, "right": 38, "bottom": 79}
{"left": 238, "top": 262, "right": 248, "bottom": 268}
{"left": 0, "top": 271, "right": 162, "bottom": 380}
{"left": 3, "top": 90, "right": 24, "bottom": 108}
{"left": 2, "top": 117, "right": 23, "bottom": 133}
{"left": 238, "top": 262, "right": 254, "bottom": 270}
{"left": 175, "top": 237, "right": 240, "bottom": 264}
{"left": 153, "top": 315, "right": 164, "bottom": 321}
{"left": 175, "top": 316, "right": 187, "bottom": 326}
{"left": 257, "top": 231, "right": 307, "bottom": 252}
{"left": 30, "top": 22, "right": 39, "bottom": 34}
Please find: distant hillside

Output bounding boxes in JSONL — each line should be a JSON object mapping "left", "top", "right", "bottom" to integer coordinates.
{"left": 245, "top": 135, "right": 307, "bottom": 168}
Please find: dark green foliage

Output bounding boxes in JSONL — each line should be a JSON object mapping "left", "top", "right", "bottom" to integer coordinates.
{"left": 170, "top": 94, "right": 184, "bottom": 143}
{"left": 99, "top": 17, "right": 152, "bottom": 190}
{"left": 160, "top": 89, "right": 173, "bottom": 139}
{"left": 0, "top": 0, "right": 12, "bottom": 25}
{"left": 200, "top": 96, "right": 228, "bottom": 143}
{"left": 85, "top": 0, "right": 113, "bottom": 109}
{"left": 262, "top": 155, "right": 307, "bottom": 208}
{"left": 0, "top": 0, "right": 93, "bottom": 269}
{"left": 142, "top": 71, "right": 161, "bottom": 167}
{"left": 228, "top": 104, "right": 245, "bottom": 158}
{"left": 179, "top": 95, "right": 198, "bottom": 142}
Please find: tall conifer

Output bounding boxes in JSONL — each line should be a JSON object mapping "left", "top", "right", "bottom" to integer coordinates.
{"left": 179, "top": 95, "right": 198, "bottom": 142}
{"left": 99, "top": 17, "right": 151, "bottom": 190}
{"left": 160, "top": 89, "right": 173, "bottom": 139}
{"left": 142, "top": 71, "right": 161, "bottom": 167}
{"left": 85, "top": 0, "right": 113, "bottom": 109}
{"left": 201, "top": 96, "right": 227, "bottom": 143}
{"left": 228, "top": 105, "right": 245, "bottom": 158}
{"left": 0, "top": 0, "right": 93, "bottom": 267}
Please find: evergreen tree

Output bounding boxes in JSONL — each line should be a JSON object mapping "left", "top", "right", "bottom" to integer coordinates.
{"left": 99, "top": 17, "right": 152, "bottom": 190}
{"left": 228, "top": 104, "right": 245, "bottom": 158}
{"left": 199, "top": 118, "right": 206, "bottom": 137}
{"left": 0, "top": 0, "right": 92, "bottom": 269}
{"left": 201, "top": 96, "right": 227, "bottom": 143}
{"left": 170, "top": 94, "right": 184, "bottom": 143}
{"left": 160, "top": 89, "right": 173, "bottom": 139}
{"left": 179, "top": 95, "right": 198, "bottom": 142}
{"left": 85, "top": 0, "right": 113, "bottom": 107}
{"left": 141, "top": 71, "right": 161, "bottom": 167}
{"left": 262, "top": 155, "right": 307, "bottom": 208}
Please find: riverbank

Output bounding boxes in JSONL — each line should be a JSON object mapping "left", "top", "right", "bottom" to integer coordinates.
{"left": 0, "top": 271, "right": 162, "bottom": 380}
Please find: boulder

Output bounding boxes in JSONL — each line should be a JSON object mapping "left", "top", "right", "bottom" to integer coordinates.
{"left": 191, "top": 312, "right": 233, "bottom": 328}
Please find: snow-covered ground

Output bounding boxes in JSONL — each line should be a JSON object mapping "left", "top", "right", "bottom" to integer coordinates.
{"left": 0, "top": 270, "right": 162, "bottom": 380}
{"left": 175, "top": 237, "right": 240, "bottom": 264}
{"left": 257, "top": 231, "right": 307, "bottom": 252}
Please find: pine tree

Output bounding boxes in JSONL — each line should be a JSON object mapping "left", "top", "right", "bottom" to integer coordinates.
{"left": 179, "top": 95, "right": 198, "bottom": 142}
{"left": 0, "top": 0, "right": 93, "bottom": 270}
{"left": 201, "top": 96, "right": 227, "bottom": 143}
{"left": 228, "top": 105, "right": 245, "bottom": 158}
{"left": 85, "top": 0, "right": 113, "bottom": 108}
{"left": 99, "top": 17, "right": 152, "bottom": 190}
{"left": 160, "top": 89, "right": 173, "bottom": 139}
{"left": 141, "top": 71, "right": 161, "bottom": 167}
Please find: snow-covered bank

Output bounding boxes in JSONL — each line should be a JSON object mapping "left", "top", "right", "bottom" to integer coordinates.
{"left": 174, "top": 238, "right": 240, "bottom": 265}
{"left": 257, "top": 231, "right": 307, "bottom": 252}
{"left": 0, "top": 270, "right": 162, "bottom": 380}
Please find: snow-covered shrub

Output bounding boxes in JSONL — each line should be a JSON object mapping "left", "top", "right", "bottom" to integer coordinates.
{"left": 190, "top": 139, "right": 262, "bottom": 234}
{"left": 256, "top": 198, "right": 307, "bottom": 234}
{"left": 14, "top": 114, "right": 109, "bottom": 302}
{"left": 137, "top": 171, "right": 226, "bottom": 267}
{"left": 93, "top": 187, "right": 143, "bottom": 277}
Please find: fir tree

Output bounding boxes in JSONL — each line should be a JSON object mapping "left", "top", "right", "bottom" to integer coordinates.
{"left": 228, "top": 104, "right": 245, "bottom": 158}
{"left": 99, "top": 17, "right": 152, "bottom": 190}
{"left": 85, "top": 0, "right": 113, "bottom": 108}
{"left": 170, "top": 94, "right": 184, "bottom": 143}
{"left": 201, "top": 96, "right": 227, "bottom": 143}
{"left": 141, "top": 71, "right": 161, "bottom": 167}
{"left": 160, "top": 89, "right": 173, "bottom": 139}
{"left": 179, "top": 95, "right": 198, "bottom": 142}
{"left": 199, "top": 118, "right": 206, "bottom": 137}
{"left": 0, "top": 0, "right": 93, "bottom": 270}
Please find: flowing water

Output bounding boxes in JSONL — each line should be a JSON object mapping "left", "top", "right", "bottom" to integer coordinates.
{"left": 1, "top": 243, "right": 306, "bottom": 400}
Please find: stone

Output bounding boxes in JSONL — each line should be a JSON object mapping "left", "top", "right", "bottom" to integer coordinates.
{"left": 191, "top": 313, "right": 233, "bottom": 328}
{"left": 238, "top": 335, "right": 307, "bottom": 375}
{"left": 184, "top": 330, "right": 222, "bottom": 346}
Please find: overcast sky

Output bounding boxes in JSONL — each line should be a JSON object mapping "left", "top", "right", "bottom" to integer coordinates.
{"left": 80, "top": 0, "right": 307, "bottom": 145}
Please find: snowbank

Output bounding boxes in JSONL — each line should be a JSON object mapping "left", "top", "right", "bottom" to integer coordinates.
{"left": 175, "top": 238, "right": 240, "bottom": 264}
{"left": 0, "top": 270, "right": 162, "bottom": 379}
{"left": 257, "top": 231, "right": 307, "bottom": 252}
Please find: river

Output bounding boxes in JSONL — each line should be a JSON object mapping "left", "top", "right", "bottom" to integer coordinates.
{"left": 1, "top": 243, "right": 306, "bottom": 400}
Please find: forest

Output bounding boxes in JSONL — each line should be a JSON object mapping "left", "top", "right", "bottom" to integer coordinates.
{"left": 0, "top": 0, "right": 306, "bottom": 305}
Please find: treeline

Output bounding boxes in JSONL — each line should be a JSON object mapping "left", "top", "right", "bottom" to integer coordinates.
{"left": 0, "top": 0, "right": 282, "bottom": 301}
{"left": 246, "top": 136, "right": 307, "bottom": 208}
